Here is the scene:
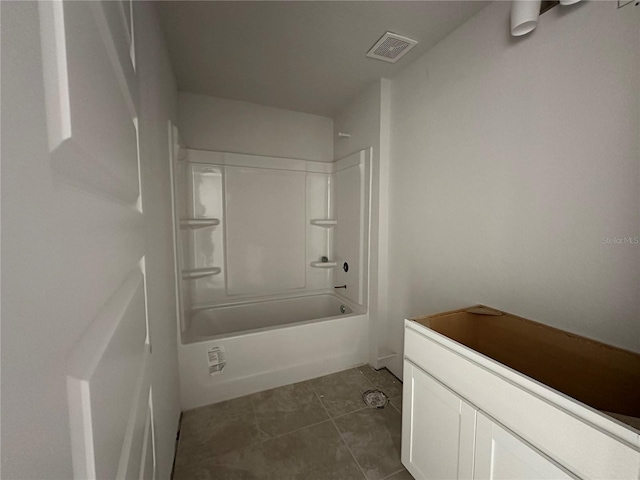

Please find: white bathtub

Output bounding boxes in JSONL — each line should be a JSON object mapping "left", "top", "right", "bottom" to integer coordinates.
{"left": 178, "top": 293, "right": 368, "bottom": 410}
{"left": 188, "top": 294, "right": 354, "bottom": 340}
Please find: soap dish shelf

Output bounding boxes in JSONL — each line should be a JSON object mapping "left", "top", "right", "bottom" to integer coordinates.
{"left": 182, "top": 267, "right": 221, "bottom": 280}
{"left": 310, "top": 261, "right": 337, "bottom": 268}
{"left": 310, "top": 219, "right": 337, "bottom": 227}
{"left": 180, "top": 218, "right": 220, "bottom": 229}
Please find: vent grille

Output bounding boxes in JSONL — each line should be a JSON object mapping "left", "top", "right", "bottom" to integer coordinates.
{"left": 366, "top": 32, "right": 418, "bottom": 64}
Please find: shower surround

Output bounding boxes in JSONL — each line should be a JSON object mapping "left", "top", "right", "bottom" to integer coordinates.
{"left": 171, "top": 146, "right": 371, "bottom": 409}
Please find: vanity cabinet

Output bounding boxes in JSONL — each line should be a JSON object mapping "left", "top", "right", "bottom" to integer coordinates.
{"left": 402, "top": 361, "right": 475, "bottom": 479}
{"left": 402, "top": 306, "right": 640, "bottom": 480}
{"left": 403, "top": 360, "right": 572, "bottom": 480}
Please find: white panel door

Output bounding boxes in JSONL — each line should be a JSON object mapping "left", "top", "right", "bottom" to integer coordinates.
{"left": 38, "top": 1, "right": 155, "bottom": 479}
{"left": 474, "top": 413, "right": 574, "bottom": 480}
{"left": 402, "top": 361, "right": 476, "bottom": 480}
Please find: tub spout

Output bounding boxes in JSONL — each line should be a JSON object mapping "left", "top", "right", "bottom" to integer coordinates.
{"left": 334, "top": 285, "right": 347, "bottom": 289}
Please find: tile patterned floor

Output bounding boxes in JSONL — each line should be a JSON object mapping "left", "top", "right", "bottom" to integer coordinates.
{"left": 173, "top": 365, "right": 413, "bottom": 480}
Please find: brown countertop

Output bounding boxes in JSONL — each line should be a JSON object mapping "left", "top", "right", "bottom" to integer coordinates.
{"left": 411, "top": 306, "right": 640, "bottom": 429}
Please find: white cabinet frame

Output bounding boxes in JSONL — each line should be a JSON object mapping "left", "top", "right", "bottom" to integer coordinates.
{"left": 402, "top": 320, "right": 640, "bottom": 479}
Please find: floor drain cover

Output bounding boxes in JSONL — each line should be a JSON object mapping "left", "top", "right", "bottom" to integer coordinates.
{"left": 362, "top": 389, "right": 388, "bottom": 408}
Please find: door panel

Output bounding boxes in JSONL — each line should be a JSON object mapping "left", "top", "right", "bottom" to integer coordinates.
{"left": 118, "top": 358, "right": 154, "bottom": 480}
{"left": 39, "top": 0, "right": 140, "bottom": 205}
{"left": 66, "top": 267, "right": 152, "bottom": 480}
{"left": 38, "top": 1, "right": 153, "bottom": 478}
{"left": 138, "top": 392, "right": 156, "bottom": 480}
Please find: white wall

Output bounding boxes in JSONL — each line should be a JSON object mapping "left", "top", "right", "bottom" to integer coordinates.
{"left": 334, "top": 80, "right": 392, "bottom": 368}
{"left": 179, "top": 93, "right": 334, "bottom": 162}
{"left": 334, "top": 83, "right": 382, "bottom": 161}
{"left": 1, "top": 2, "right": 180, "bottom": 478}
{"left": 387, "top": 1, "right": 640, "bottom": 377}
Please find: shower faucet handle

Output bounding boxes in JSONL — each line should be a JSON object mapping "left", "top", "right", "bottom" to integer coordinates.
{"left": 334, "top": 285, "right": 347, "bottom": 289}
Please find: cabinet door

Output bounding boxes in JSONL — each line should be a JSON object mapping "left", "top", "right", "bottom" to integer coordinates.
{"left": 474, "top": 413, "right": 573, "bottom": 480}
{"left": 402, "top": 361, "right": 476, "bottom": 480}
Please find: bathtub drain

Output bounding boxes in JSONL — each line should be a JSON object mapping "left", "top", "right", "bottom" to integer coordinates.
{"left": 362, "top": 389, "right": 388, "bottom": 408}
{"left": 340, "top": 305, "right": 347, "bottom": 314}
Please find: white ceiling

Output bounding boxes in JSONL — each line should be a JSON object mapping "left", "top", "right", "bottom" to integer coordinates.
{"left": 157, "top": 1, "right": 489, "bottom": 117}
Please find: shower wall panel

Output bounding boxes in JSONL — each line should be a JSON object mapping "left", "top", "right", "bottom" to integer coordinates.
{"left": 334, "top": 150, "right": 370, "bottom": 307}
{"left": 306, "top": 173, "right": 334, "bottom": 291}
{"left": 175, "top": 156, "right": 192, "bottom": 326}
{"left": 225, "top": 167, "right": 307, "bottom": 296}
{"left": 190, "top": 164, "right": 225, "bottom": 304}
{"left": 177, "top": 149, "right": 367, "bottom": 312}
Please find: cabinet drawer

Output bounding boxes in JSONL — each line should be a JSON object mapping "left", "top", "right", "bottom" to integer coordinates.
{"left": 404, "top": 324, "right": 640, "bottom": 479}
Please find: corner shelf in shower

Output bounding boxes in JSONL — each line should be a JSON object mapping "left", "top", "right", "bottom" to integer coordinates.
{"left": 310, "top": 261, "right": 338, "bottom": 268}
{"left": 182, "top": 267, "right": 221, "bottom": 280}
{"left": 180, "top": 218, "right": 220, "bottom": 229}
{"left": 310, "top": 219, "right": 337, "bottom": 227}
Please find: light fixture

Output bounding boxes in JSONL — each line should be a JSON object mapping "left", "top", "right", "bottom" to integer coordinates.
{"left": 511, "top": 0, "right": 542, "bottom": 36}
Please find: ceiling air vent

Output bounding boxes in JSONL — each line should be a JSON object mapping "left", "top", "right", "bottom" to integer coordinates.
{"left": 366, "top": 32, "right": 418, "bottom": 64}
